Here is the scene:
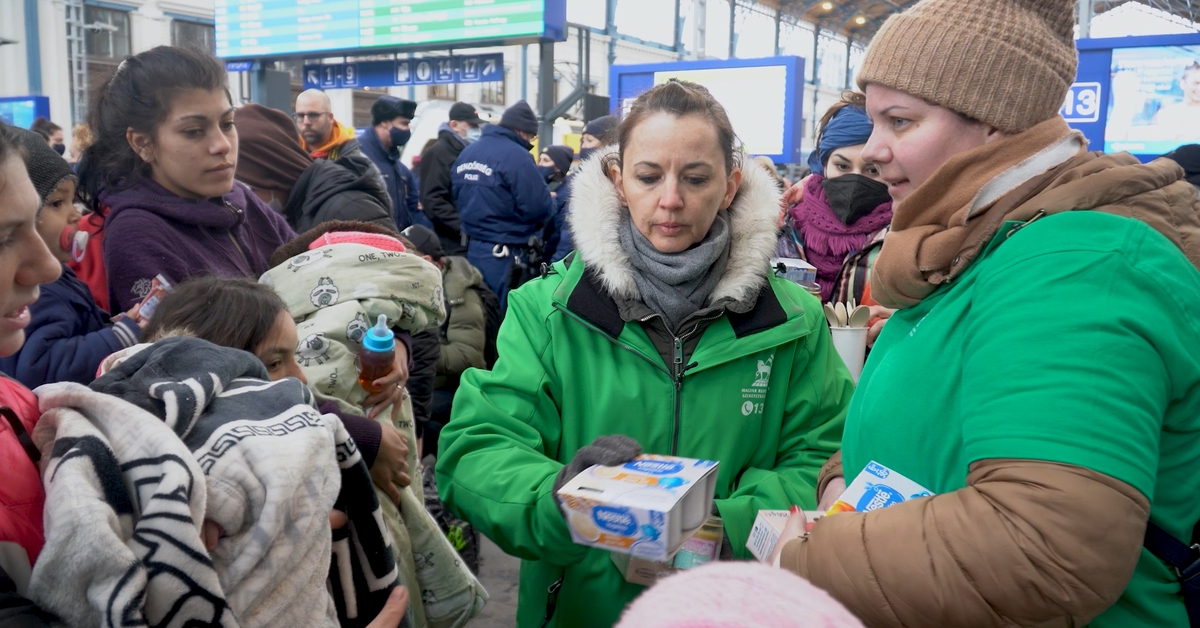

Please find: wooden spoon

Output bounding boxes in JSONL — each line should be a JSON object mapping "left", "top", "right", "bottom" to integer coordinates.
{"left": 835, "top": 302, "right": 848, "bottom": 327}
{"left": 823, "top": 303, "right": 840, "bottom": 327}
{"left": 848, "top": 305, "right": 871, "bottom": 328}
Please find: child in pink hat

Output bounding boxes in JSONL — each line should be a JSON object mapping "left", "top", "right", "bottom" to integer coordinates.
{"left": 615, "top": 562, "right": 864, "bottom": 628}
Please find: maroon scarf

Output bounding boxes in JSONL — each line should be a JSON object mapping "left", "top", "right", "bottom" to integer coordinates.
{"left": 790, "top": 174, "right": 893, "bottom": 301}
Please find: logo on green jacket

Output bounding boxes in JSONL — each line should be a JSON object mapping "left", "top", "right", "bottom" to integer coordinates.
{"left": 741, "top": 354, "right": 773, "bottom": 416}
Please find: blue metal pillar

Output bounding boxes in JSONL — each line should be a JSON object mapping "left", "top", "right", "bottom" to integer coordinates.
{"left": 606, "top": 0, "right": 618, "bottom": 67}
{"left": 729, "top": 0, "right": 736, "bottom": 58}
{"left": 811, "top": 28, "right": 821, "bottom": 137}
{"left": 407, "top": 52, "right": 416, "bottom": 100}
{"left": 521, "top": 44, "right": 528, "bottom": 101}
{"left": 774, "top": 7, "right": 782, "bottom": 56}
{"left": 674, "top": 0, "right": 684, "bottom": 58}
{"left": 25, "top": 0, "right": 42, "bottom": 94}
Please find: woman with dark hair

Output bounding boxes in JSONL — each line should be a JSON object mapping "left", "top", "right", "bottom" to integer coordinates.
{"left": 30, "top": 118, "right": 63, "bottom": 154}
{"left": 0, "top": 119, "right": 78, "bottom": 625}
{"left": 76, "top": 46, "right": 295, "bottom": 314}
{"left": 778, "top": 91, "right": 892, "bottom": 307}
{"left": 436, "top": 81, "right": 851, "bottom": 627}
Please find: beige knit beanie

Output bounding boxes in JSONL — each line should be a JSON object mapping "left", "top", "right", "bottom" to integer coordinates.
{"left": 856, "top": 0, "right": 1077, "bottom": 134}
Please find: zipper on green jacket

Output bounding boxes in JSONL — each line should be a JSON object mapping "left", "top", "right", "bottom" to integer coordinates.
{"left": 672, "top": 336, "right": 683, "bottom": 455}
{"left": 539, "top": 574, "right": 564, "bottom": 628}
{"left": 669, "top": 324, "right": 702, "bottom": 456}
{"left": 552, "top": 303, "right": 705, "bottom": 455}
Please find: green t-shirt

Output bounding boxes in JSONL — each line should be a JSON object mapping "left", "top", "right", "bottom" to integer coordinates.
{"left": 843, "top": 211, "right": 1200, "bottom": 627}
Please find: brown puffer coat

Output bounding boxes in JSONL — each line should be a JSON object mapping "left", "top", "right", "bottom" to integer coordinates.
{"left": 789, "top": 459, "right": 1149, "bottom": 627}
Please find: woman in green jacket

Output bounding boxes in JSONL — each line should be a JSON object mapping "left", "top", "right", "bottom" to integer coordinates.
{"left": 436, "top": 81, "right": 853, "bottom": 627}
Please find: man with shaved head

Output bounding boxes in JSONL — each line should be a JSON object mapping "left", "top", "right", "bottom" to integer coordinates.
{"left": 294, "top": 89, "right": 362, "bottom": 161}
{"left": 293, "top": 89, "right": 390, "bottom": 217}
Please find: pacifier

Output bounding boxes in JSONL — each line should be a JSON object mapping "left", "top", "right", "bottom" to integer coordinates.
{"left": 59, "top": 226, "right": 88, "bottom": 263}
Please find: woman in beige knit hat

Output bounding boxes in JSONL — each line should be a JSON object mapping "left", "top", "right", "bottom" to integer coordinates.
{"left": 771, "top": 1, "right": 1200, "bottom": 627}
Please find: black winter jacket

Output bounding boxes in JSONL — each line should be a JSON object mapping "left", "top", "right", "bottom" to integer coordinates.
{"left": 418, "top": 129, "right": 467, "bottom": 252}
{"left": 283, "top": 154, "right": 398, "bottom": 234}
{"left": 408, "top": 330, "right": 440, "bottom": 436}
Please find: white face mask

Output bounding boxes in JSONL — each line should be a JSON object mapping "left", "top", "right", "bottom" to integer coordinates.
{"left": 465, "top": 126, "right": 482, "bottom": 143}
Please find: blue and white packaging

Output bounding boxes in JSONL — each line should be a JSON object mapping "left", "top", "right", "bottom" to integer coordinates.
{"left": 557, "top": 454, "right": 720, "bottom": 562}
{"left": 827, "top": 461, "right": 934, "bottom": 515}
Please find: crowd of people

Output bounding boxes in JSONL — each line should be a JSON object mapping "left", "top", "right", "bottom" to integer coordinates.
{"left": 2, "top": 0, "right": 1200, "bottom": 626}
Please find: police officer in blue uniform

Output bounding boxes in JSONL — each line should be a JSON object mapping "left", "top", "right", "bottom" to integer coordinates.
{"left": 450, "top": 100, "right": 555, "bottom": 308}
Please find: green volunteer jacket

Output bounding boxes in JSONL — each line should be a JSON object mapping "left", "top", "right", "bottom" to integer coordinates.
{"left": 836, "top": 151, "right": 1200, "bottom": 628}
{"left": 436, "top": 152, "right": 852, "bottom": 628}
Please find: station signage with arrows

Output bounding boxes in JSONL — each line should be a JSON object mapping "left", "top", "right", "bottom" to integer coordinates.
{"left": 303, "top": 53, "right": 504, "bottom": 90}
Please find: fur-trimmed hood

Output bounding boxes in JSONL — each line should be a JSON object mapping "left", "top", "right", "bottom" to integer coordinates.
{"left": 566, "top": 146, "right": 783, "bottom": 308}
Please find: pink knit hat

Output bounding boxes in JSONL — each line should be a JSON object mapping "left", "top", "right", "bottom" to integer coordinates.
{"left": 307, "top": 231, "right": 406, "bottom": 253}
{"left": 615, "top": 562, "right": 864, "bottom": 628}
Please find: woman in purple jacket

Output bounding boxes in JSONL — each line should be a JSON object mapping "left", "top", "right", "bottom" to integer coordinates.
{"left": 75, "top": 45, "right": 413, "bottom": 418}
{"left": 76, "top": 46, "right": 296, "bottom": 313}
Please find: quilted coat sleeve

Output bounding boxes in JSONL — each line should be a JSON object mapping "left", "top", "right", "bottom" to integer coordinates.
{"left": 436, "top": 289, "right": 486, "bottom": 378}
{"left": 783, "top": 459, "right": 1149, "bottom": 628}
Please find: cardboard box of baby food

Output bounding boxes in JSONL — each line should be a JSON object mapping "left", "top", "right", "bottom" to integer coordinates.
{"left": 557, "top": 454, "right": 719, "bottom": 563}
{"left": 827, "top": 461, "right": 934, "bottom": 515}
{"left": 611, "top": 516, "right": 725, "bottom": 586}
{"left": 745, "top": 510, "right": 823, "bottom": 562}
{"left": 611, "top": 553, "right": 676, "bottom": 587}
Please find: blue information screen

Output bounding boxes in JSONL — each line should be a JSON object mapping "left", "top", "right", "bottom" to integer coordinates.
{"left": 216, "top": 0, "right": 563, "bottom": 59}
{"left": 0, "top": 96, "right": 50, "bottom": 130}
{"left": 1067, "top": 34, "right": 1200, "bottom": 161}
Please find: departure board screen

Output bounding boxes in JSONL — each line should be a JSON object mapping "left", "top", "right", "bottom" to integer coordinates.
{"left": 216, "top": 0, "right": 562, "bottom": 59}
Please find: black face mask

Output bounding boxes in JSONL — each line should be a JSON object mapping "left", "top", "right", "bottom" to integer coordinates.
{"left": 821, "top": 174, "right": 891, "bottom": 225}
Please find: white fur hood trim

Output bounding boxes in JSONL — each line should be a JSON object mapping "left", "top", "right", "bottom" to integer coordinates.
{"left": 567, "top": 145, "right": 783, "bottom": 306}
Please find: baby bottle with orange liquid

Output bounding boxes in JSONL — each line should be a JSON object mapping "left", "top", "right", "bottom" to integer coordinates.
{"left": 358, "top": 314, "right": 394, "bottom": 394}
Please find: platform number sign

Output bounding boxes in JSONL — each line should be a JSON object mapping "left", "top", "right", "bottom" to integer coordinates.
{"left": 461, "top": 57, "right": 480, "bottom": 81}
{"left": 342, "top": 63, "right": 359, "bottom": 87}
{"left": 1061, "top": 82, "right": 1102, "bottom": 123}
{"left": 320, "top": 66, "right": 340, "bottom": 88}
{"left": 435, "top": 58, "right": 455, "bottom": 82}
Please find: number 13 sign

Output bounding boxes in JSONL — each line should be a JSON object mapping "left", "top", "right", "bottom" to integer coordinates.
{"left": 1061, "top": 82, "right": 1102, "bottom": 123}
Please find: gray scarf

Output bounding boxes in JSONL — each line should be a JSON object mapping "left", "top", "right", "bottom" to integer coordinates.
{"left": 618, "top": 210, "right": 731, "bottom": 332}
